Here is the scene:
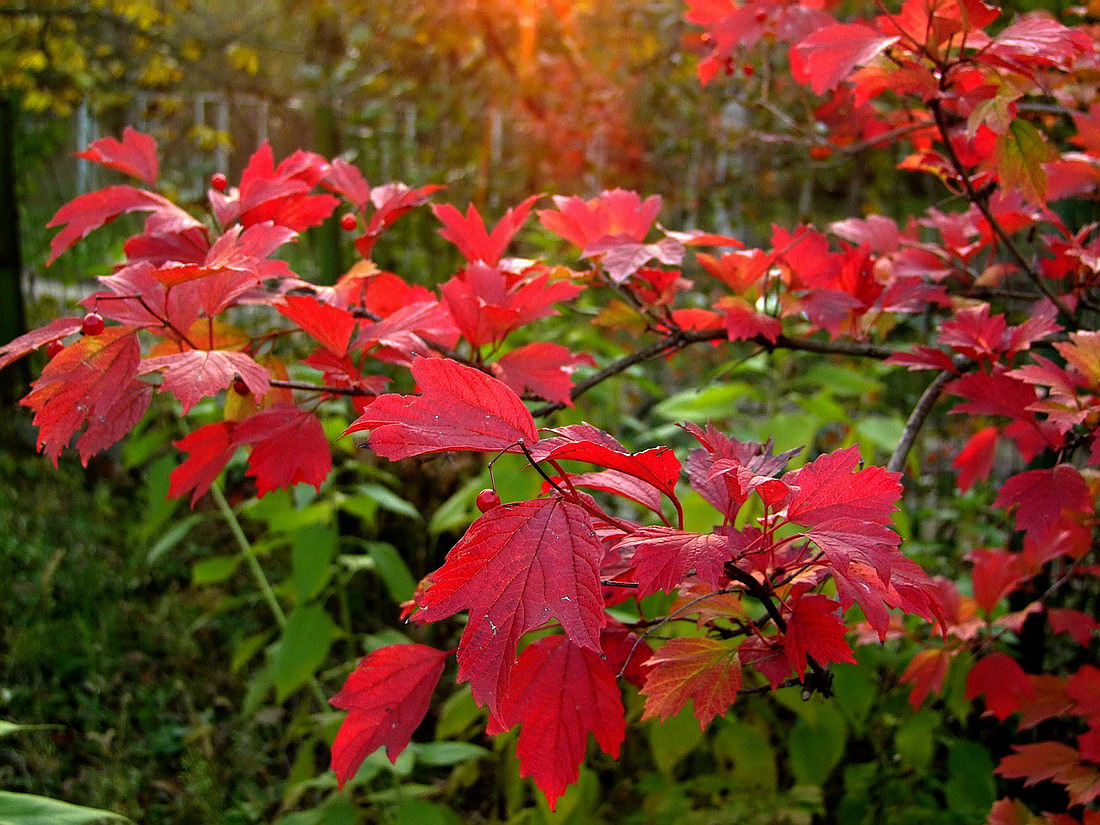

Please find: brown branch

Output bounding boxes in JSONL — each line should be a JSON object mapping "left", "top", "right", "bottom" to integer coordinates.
{"left": 887, "top": 366, "right": 960, "bottom": 474}
{"left": 532, "top": 328, "right": 897, "bottom": 418}
{"left": 269, "top": 379, "right": 371, "bottom": 397}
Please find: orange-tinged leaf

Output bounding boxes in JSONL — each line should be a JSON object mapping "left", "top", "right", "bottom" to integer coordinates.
{"left": 641, "top": 637, "right": 741, "bottom": 728}
{"left": 330, "top": 644, "right": 450, "bottom": 785}
{"left": 278, "top": 295, "right": 359, "bottom": 357}
{"left": 415, "top": 497, "right": 605, "bottom": 716}
{"left": 994, "top": 120, "right": 1056, "bottom": 204}
{"left": 21, "top": 327, "right": 149, "bottom": 465}
{"left": 899, "top": 648, "right": 952, "bottom": 710}
{"left": 0, "top": 317, "right": 83, "bottom": 371}
{"left": 499, "top": 636, "right": 624, "bottom": 810}
{"left": 997, "top": 741, "right": 1081, "bottom": 785}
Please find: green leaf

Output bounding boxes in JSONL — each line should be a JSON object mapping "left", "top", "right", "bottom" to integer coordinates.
{"left": 270, "top": 605, "right": 338, "bottom": 701}
{"left": 428, "top": 475, "right": 485, "bottom": 536}
{"left": 436, "top": 686, "right": 483, "bottom": 739}
{"left": 146, "top": 513, "right": 202, "bottom": 567}
{"left": 895, "top": 708, "right": 939, "bottom": 770}
{"left": 789, "top": 702, "right": 847, "bottom": 786}
{"left": 995, "top": 120, "right": 1055, "bottom": 204}
{"left": 713, "top": 720, "right": 778, "bottom": 792}
{"left": 647, "top": 706, "right": 704, "bottom": 773}
{"left": 0, "top": 791, "right": 132, "bottom": 824}
{"left": 944, "top": 741, "right": 995, "bottom": 822}
{"left": 412, "top": 742, "right": 490, "bottom": 766}
{"left": 653, "top": 382, "right": 759, "bottom": 422}
{"left": 391, "top": 799, "right": 461, "bottom": 825}
{"left": 191, "top": 555, "right": 240, "bottom": 585}
{"left": 355, "top": 483, "right": 421, "bottom": 520}
{"left": 291, "top": 524, "right": 337, "bottom": 603}
{"left": 366, "top": 541, "right": 416, "bottom": 603}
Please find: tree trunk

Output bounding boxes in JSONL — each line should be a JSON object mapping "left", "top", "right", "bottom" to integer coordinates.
{"left": 0, "top": 95, "right": 28, "bottom": 407}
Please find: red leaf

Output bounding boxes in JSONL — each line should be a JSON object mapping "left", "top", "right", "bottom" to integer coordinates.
{"left": 719, "top": 296, "right": 782, "bottom": 344}
{"left": 537, "top": 190, "right": 662, "bottom": 248}
{"left": 234, "top": 404, "right": 332, "bottom": 496}
{"left": 415, "top": 498, "right": 605, "bottom": 716}
{"left": 278, "top": 295, "right": 359, "bottom": 357}
{"left": 969, "top": 548, "right": 1028, "bottom": 614}
{"left": 357, "top": 182, "right": 446, "bottom": 256}
{"left": 432, "top": 195, "right": 541, "bottom": 266}
{"left": 138, "top": 350, "right": 270, "bottom": 413}
{"left": 899, "top": 648, "right": 952, "bottom": 710}
{"left": 47, "top": 186, "right": 203, "bottom": 265}
{"left": 498, "top": 636, "right": 624, "bottom": 810}
{"left": 531, "top": 424, "right": 682, "bottom": 499}
{"left": 168, "top": 421, "right": 239, "bottom": 506}
{"left": 323, "top": 158, "right": 371, "bottom": 210}
{"left": 997, "top": 742, "right": 1081, "bottom": 785}
{"left": 76, "top": 127, "right": 159, "bottom": 185}
{"left": 616, "top": 527, "right": 729, "bottom": 597}
{"left": 947, "top": 369, "right": 1037, "bottom": 419}
{"left": 0, "top": 317, "right": 83, "bottom": 371}
{"left": 993, "top": 466, "right": 1093, "bottom": 543}
{"left": 491, "top": 342, "right": 594, "bottom": 406}
{"left": 346, "top": 358, "right": 538, "bottom": 459}
{"left": 1048, "top": 608, "right": 1098, "bottom": 647}
{"left": 952, "top": 426, "right": 999, "bottom": 492}
{"left": 582, "top": 236, "right": 684, "bottom": 284}
{"left": 548, "top": 469, "right": 665, "bottom": 517}
{"left": 789, "top": 24, "right": 899, "bottom": 95}
{"left": 641, "top": 637, "right": 741, "bottom": 729}
{"left": 966, "top": 651, "right": 1034, "bottom": 720}
{"left": 330, "top": 644, "right": 449, "bottom": 785}
{"left": 784, "top": 595, "right": 856, "bottom": 674}
{"left": 21, "top": 328, "right": 149, "bottom": 465}
{"left": 785, "top": 445, "right": 902, "bottom": 528}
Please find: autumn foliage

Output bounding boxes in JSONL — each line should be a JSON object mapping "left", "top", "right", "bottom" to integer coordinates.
{"left": 4, "top": 0, "right": 1100, "bottom": 820}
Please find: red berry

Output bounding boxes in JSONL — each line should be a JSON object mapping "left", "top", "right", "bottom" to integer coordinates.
{"left": 81, "top": 312, "right": 105, "bottom": 336}
{"left": 475, "top": 489, "right": 501, "bottom": 513}
{"left": 210, "top": 172, "right": 228, "bottom": 192}
{"left": 45, "top": 339, "right": 64, "bottom": 359}
{"left": 340, "top": 212, "right": 358, "bottom": 231}
{"left": 809, "top": 145, "right": 833, "bottom": 161}
{"left": 232, "top": 376, "right": 250, "bottom": 396}
{"left": 742, "top": 63, "right": 755, "bottom": 77}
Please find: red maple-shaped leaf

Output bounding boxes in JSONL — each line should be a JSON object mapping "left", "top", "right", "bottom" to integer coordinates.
{"left": 346, "top": 357, "right": 538, "bottom": 459}
{"left": 138, "top": 350, "right": 270, "bottom": 413}
{"left": 330, "top": 643, "right": 450, "bottom": 785}
{"left": 785, "top": 445, "right": 902, "bottom": 528}
{"left": 581, "top": 236, "right": 684, "bottom": 284}
{"left": 168, "top": 421, "right": 239, "bottom": 506}
{"left": 432, "top": 195, "right": 541, "bottom": 266}
{"left": 966, "top": 651, "right": 1035, "bottom": 720}
{"left": 356, "top": 182, "right": 446, "bottom": 257}
{"left": 0, "top": 317, "right": 83, "bottom": 371}
{"left": 21, "top": 327, "right": 150, "bottom": 465}
{"left": 498, "top": 636, "right": 624, "bottom": 811}
{"left": 641, "top": 637, "right": 741, "bottom": 729}
{"left": 278, "top": 295, "right": 359, "bottom": 357}
{"left": 994, "top": 466, "right": 1093, "bottom": 543}
{"left": 789, "top": 24, "right": 899, "bottom": 95}
{"left": 899, "top": 648, "right": 952, "bottom": 710}
{"left": 718, "top": 296, "right": 782, "bottom": 344}
{"left": 969, "top": 548, "right": 1028, "bottom": 614}
{"left": 952, "top": 426, "right": 999, "bottom": 492}
{"left": 414, "top": 497, "right": 605, "bottom": 716}
{"left": 47, "top": 186, "right": 204, "bottom": 265}
{"left": 537, "top": 190, "right": 662, "bottom": 248}
{"left": 616, "top": 527, "right": 728, "bottom": 597}
{"left": 322, "top": 158, "right": 371, "bottom": 210}
{"left": 1048, "top": 609, "right": 1099, "bottom": 647}
{"left": 491, "top": 342, "right": 594, "bottom": 406}
{"left": 76, "top": 127, "right": 159, "bottom": 185}
{"left": 784, "top": 595, "right": 856, "bottom": 674}
{"left": 997, "top": 742, "right": 1082, "bottom": 786}
{"left": 234, "top": 404, "right": 332, "bottom": 496}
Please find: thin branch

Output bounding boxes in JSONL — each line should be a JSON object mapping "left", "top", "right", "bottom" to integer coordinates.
{"left": 269, "top": 379, "right": 372, "bottom": 397}
{"left": 532, "top": 329, "right": 897, "bottom": 417}
{"left": 887, "top": 367, "right": 957, "bottom": 474}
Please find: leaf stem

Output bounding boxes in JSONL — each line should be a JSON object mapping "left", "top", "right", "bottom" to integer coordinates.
{"left": 209, "top": 482, "right": 330, "bottom": 709}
